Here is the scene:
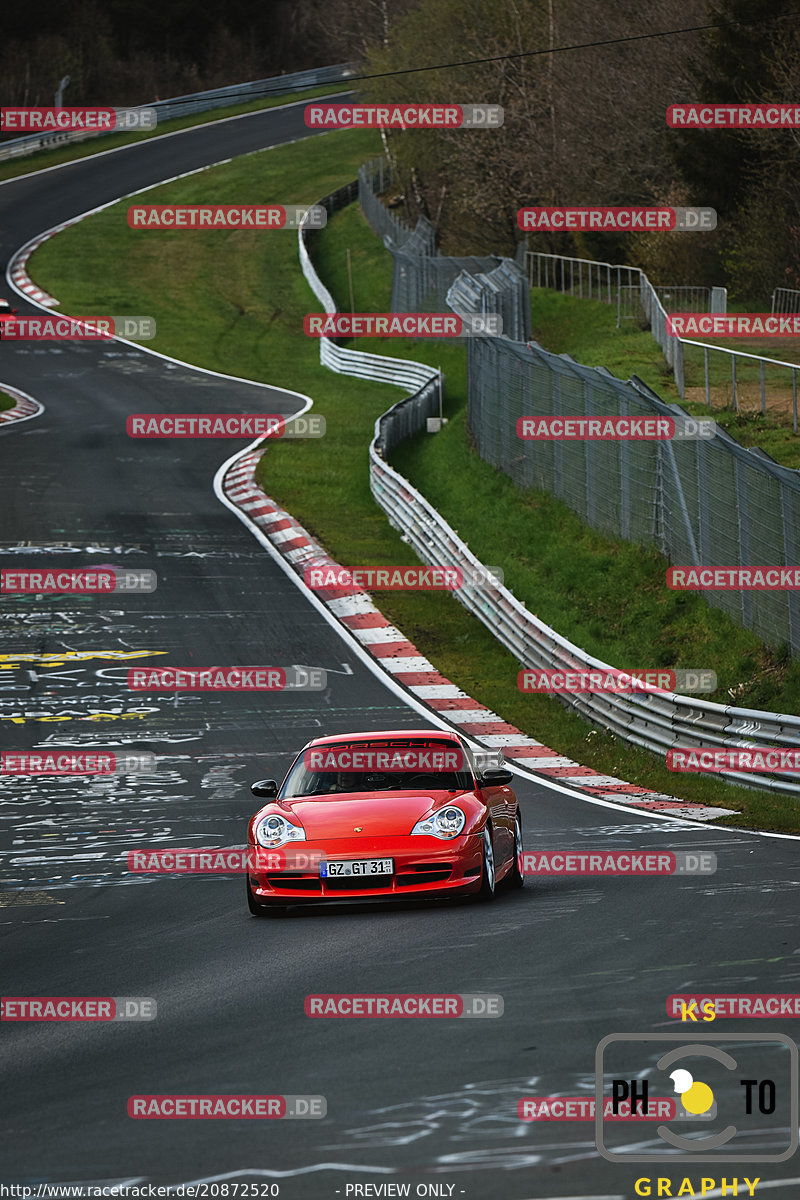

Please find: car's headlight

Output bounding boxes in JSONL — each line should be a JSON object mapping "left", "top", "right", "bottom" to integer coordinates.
{"left": 255, "top": 814, "right": 306, "bottom": 848}
{"left": 410, "top": 806, "right": 466, "bottom": 839}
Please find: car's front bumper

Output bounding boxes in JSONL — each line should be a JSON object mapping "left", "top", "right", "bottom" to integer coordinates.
{"left": 248, "top": 834, "right": 482, "bottom": 903}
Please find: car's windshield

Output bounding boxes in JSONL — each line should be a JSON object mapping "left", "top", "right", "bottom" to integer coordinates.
{"left": 280, "top": 739, "right": 475, "bottom": 798}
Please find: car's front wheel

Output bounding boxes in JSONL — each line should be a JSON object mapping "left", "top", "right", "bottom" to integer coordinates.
{"left": 476, "top": 827, "right": 496, "bottom": 902}
{"left": 246, "top": 876, "right": 286, "bottom": 918}
{"left": 505, "top": 813, "right": 525, "bottom": 889}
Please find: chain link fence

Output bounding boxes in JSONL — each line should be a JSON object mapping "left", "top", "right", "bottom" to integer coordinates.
{"left": 358, "top": 157, "right": 529, "bottom": 341}
{"left": 358, "top": 157, "right": 800, "bottom": 657}
{"left": 447, "top": 260, "right": 531, "bottom": 343}
{"left": 467, "top": 334, "right": 800, "bottom": 657}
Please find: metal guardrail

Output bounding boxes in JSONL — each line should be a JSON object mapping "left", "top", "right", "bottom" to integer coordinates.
{"left": 0, "top": 63, "right": 356, "bottom": 163}
{"left": 370, "top": 440, "right": 800, "bottom": 798}
{"left": 772, "top": 287, "right": 800, "bottom": 316}
{"left": 299, "top": 173, "right": 800, "bottom": 797}
{"left": 298, "top": 184, "right": 438, "bottom": 398}
{"left": 527, "top": 250, "right": 800, "bottom": 427}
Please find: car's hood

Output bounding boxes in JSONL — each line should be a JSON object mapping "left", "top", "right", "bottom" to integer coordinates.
{"left": 279, "top": 791, "right": 470, "bottom": 839}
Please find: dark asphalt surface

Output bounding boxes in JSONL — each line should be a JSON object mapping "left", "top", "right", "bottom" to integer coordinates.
{"left": 1, "top": 100, "right": 799, "bottom": 1199}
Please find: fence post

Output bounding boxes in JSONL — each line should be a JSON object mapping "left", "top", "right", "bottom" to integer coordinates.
{"left": 704, "top": 347, "right": 710, "bottom": 406}
{"left": 619, "top": 430, "right": 630, "bottom": 541}
{"left": 553, "top": 368, "right": 563, "bottom": 499}
{"left": 695, "top": 437, "right": 709, "bottom": 568}
{"left": 675, "top": 338, "right": 685, "bottom": 399}
{"left": 760, "top": 359, "right": 765, "bottom": 415}
{"left": 794, "top": 368, "right": 798, "bottom": 435}
{"left": 782, "top": 487, "right": 800, "bottom": 657}
{"left": 584, "top": 378, "right": 594, "bottom": 525}
{"left": 732, "top": 354, "right": 738, "bottom": 412}
{"left": 734, "top": 457, "right": 752, "bottom": 633}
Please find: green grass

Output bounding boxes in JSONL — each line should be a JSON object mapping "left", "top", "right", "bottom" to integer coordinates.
{"left": 531, "top": 289, "right": 800, "bottom": 468}
{"left": 0, "top": 392, "right": 15, "bottom": 413}
{"left": 28, "top": 136, "right": 800, "bottom": 832}
{"left": 0, "top": 82, "right": 352, "bottom": 184}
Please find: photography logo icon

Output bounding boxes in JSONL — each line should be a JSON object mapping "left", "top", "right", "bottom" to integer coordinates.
{"left": 595, "top": 1032, "right": 798, "bottom": 1163}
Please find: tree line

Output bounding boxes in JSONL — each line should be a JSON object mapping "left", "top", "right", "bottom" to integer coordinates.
{"left": 2, "top": 0, "right": 798, "bottom": 300}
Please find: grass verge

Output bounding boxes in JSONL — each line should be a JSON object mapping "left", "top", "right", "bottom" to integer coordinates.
{"left": 0, "top": 392, "right": 15, "bottom": 413}
{"left": 531, "top": 289, "right": 800, "bottom": 468}
{"left": 28, "top": 135, "right": 800, "bottom": 832}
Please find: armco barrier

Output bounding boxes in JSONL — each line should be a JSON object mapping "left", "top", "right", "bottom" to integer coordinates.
{"left": 299, "top": 176, "right": 800, "bottom": 798}
{"left": 299, "top": 187, "right": 438, "bottom": 396}
{"left": 0, "top": 63, "right": 355, "bottom": 163}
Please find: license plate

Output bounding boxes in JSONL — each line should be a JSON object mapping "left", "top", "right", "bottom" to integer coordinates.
{"left": 320, "top": 858, "right": 394, "bottom": 878}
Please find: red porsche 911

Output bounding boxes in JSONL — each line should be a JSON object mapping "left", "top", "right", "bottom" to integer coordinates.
{"left": 245, "top": 729, "right": 523, "bottom": 915}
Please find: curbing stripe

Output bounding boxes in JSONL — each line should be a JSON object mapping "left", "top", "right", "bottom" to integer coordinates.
{"left": 0, "top": 384, "right": 44, "bottom": 428}
{"left": 218, "top": 449, "right": 737, "bottom": 823}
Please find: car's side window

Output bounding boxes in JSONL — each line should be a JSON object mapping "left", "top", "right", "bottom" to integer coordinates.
{"left": 457, "top": 738, "right": 480, "bottom": 786}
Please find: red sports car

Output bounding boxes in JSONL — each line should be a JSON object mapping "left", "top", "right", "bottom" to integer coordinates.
{"left": 0, "top": 299, "right": 18, "bottom": 332}
{"left": 245, "top": 729, "right": 523, "bottom": 915}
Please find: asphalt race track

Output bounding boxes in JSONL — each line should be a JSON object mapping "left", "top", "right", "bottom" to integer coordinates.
{"left": 2, "top": 99, "right": 800, "bottom": 1199}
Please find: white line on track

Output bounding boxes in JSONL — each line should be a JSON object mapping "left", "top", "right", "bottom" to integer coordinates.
{"left": 167, "top": 1164, "right": 396, "bottom": 1187}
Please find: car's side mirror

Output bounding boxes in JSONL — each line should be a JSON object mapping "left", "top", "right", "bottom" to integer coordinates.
{"left": 250, "top": 779, "right": 278, "bottom": 798}
{"left": 478, "top": 767, "right": 513, "bottom": 787}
